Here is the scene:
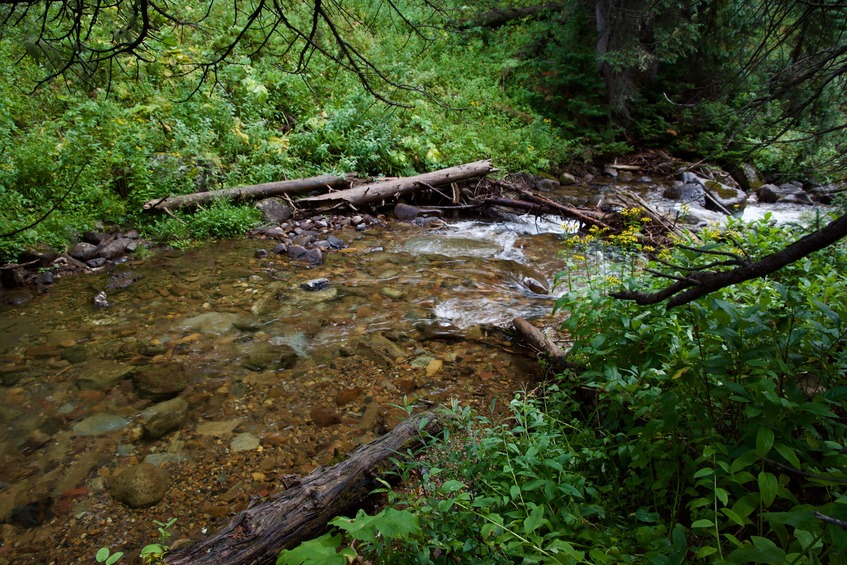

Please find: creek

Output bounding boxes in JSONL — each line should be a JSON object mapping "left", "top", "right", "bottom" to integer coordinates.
{"left": 0, "top": 175, "right": 822, "bottom": 563}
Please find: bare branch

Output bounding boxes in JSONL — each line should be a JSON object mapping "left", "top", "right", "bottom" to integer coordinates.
{"left": 612, "top": 214, "right": 847, "bottom": 309}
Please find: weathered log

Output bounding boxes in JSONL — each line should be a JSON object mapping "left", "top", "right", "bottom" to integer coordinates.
{"left": 512, "top": 317, "right": 571, "bottom": 374}
{"left": 165, "top": 411, "right": 443, "bottom": 565}
{"left": 297, "top": 160, "right": 495, "bottom": 211}
{"left": 516, "top": 189, "right": 614, "bottom": 231}
{"left": 142, "top": 174, "right": 352, "bottom": 213}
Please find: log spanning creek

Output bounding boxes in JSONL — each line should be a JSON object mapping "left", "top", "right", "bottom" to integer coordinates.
{"left": 0, "top": 215, "right": 576, "bottom": 563}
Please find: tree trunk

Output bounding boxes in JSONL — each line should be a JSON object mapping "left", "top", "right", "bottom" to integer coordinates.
{"left": 165, "top": 412, "right": 443, "bottom": 565}
{"left": 296, "top": 160, "right": 494, "bottom": 211}
{"left": 142, "top": 174, "right": 352, "bottom": 213}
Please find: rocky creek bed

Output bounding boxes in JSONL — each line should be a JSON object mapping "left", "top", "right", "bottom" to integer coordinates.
{"left": 0, "top": 217, "right": 566, "bottom": 564}
{"left": 0, "top": 160, "right": 835, "bottom": 563}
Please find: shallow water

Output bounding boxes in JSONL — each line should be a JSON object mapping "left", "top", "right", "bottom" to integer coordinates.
{"left": 0, "top": 217, "right": 571, "bottom": 563}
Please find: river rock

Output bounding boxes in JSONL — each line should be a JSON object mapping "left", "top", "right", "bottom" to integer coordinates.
{"left": 20, "top": 245, "right": 58, "bottom": 267}
{"left": 70, "top": 242, "right": 98, "bottom": 261}
{"left": 98, "top": 238, "right": 133, "bottom": 260}
{"left": 179, "top": 311, "right": 241, "bottom": 335}
{"left": 1, "top": 289, "right": 33, "bottom": 306}
{"left": 663, "top": 181, "right": 705, "bottom": 205}
{"left": 300, "top": 278, "right": 330, "bottom": 291}
{"left": 522, "top": 277, "right": 549, "bottom": 295}
{"left": 77, "top": 359, "right": 134, "bottom": 390}
{"left": 703, "top": 181, "right": 747, "bottom": 214}
{"left": 326, "top": 235, "right": 347, "bottom": 249}
{"left": 230, "top": 432, "right": 260, "bottom": 452}
{"left": 255, "top": 197, "right": 292, "bottom": 223}
{"left": 558, "top": 172, "right": 577, "bottom": 185}
{"left": 757, "top": 182, "right": 813, "bottom": 205}
{"left": 83, "top": 230, "right": 104, "bottom": 245}
{"left": 421, "top": 320, "right": 463, "bottom": 340}
{"left": 72, "top": 413, "right": 130, "bottom": 436}
{"left": 730, "top": 162, "right": 765, "bottom": 191}
{"left": 380, "top": 287, "right": 404, "bottom": 300}
{"left": 110, "top": 463, "right": 170, "bottom": 508}
{"left": 310, "top": 406, "right": 341, "bottom": 427}
{"left": 287, "top": 245, "right": 323, "bottom": 265}
{"left": 242, "top": 342, "right": 298, "bottom": 371}
{"left": 142, "top": 396, "right": 189, "bottom": 439}
{"left": 353, "top": 334, "right": 404, "bottom": 368}
{"left": 132, "top": 363, "right": 188, "bottom": 399}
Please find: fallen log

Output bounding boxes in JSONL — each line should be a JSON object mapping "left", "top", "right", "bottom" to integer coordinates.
{"left": 297, "top": 160, "right": 494, "bottom": 211}
{"left": 165, "top": 411, "right": 443, "bottom": 565}
{"left": 512, "top": 317, "right": 571, "bottom": 374}
{"left": 515, "top": 189, "right": 614, "bottom": 231}
{"left": 142, "top": 174, "right": 352, "bottom": 213}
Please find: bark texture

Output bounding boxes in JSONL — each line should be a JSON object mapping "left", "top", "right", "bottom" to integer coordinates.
{"left": 296, "top": 160, "right": 494, "bottom": 211}
{"left": 165, "top": 412, "right": 442, "bottom": 565}
{"left": 142, "top": 174, "right": 351, "bottom": 213}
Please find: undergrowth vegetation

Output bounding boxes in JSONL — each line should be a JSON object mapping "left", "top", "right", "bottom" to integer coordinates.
{"left": 0, "top": 1, "right": 602, "bottom": 261}
{"left": 280, "top": 212, "right": 847, "bottom": 564}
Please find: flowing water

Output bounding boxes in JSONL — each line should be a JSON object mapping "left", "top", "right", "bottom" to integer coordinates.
{"left": 0, "top": 216, "right": 572, "bottom": 563}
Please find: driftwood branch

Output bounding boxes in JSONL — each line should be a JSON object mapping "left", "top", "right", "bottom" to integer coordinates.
{"left": 142, "top": 174, "right": 353, "bottom": 213}
{"left": 515, "top": 189, "right": 614, "bottom": 231}
{"left": 165, "top": 412, "right": 443, "bottom": 565}
{"left": 612, "top": 213, "right": 847, "bottom": 309}
{"left": 297, "top": 160, "right": 495, "bottom": 211}
{"left": 512, "top": 317, "right": 572, "bottom": 374}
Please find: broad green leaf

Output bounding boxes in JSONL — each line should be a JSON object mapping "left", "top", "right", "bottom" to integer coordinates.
{"left": 731, "top": 450, "right": 758, "bottom": 474}
{"left": 524, "top": 504, "right": 545, "bottom": 534}
{"left": 696, "top": 546, "right": 718, "bottom": 558}
{"left": 758, "top": 471, "right": 778, "bottom": 507}
{"left": 440, "top": 480, "right": 465, "bottom": 493}
{"left": 372, "top": 508, "right": 421, "bottom": 540}
{"left": 715, "top": 487, "right": 729, "bottom": 506}
{"left": 756, "top": 427, "right": 774, "bottom": 457}
{"left": 761, "top": 510, "right": 818, "bottom": 529}
{"left": 276, "top": 533, "right": 353, "bottom": 565}
{"left": 693, "top": 467, "right": 714, "bottom": 479}
{"left": 726, "top": 538, "right": 786, "bottom": 565}
{"left": 721, "top": 507, "right": 746, "bottom": 526}
{"left": 691, "top": 519, "right": 714, "bottom": 528}
{"left": 773, "top": 443, "right": 801, "bottom": 470}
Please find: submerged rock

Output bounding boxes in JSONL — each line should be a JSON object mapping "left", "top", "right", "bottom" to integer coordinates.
{"left": 179, "top": 312, "right": 241, "bottom": 335}
{"left": 132, "top": 363, "right": 188, "bottom": 399}
{"left": 110, "top": 463, "right": 170, "bottom": 508}
{"left": 77, "top": 359, "right": 134, "bottom": 390}
{"left": 72, "top": 413, "right": 130, "bottom": 436}
{"left": 242, "top": 342, "right": 299, "bottom": 371}
{"left": 142, "top": 396, "right": 189, "bottom": 439}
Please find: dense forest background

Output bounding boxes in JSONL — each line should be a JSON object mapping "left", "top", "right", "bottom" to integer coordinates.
{"left": 0, "top": 0, "right": 844, "bottom": 260}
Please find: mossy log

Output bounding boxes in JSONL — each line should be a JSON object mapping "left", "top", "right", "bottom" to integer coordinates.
{"left": 165, "top": 411, "right": 443, "bottom": 565}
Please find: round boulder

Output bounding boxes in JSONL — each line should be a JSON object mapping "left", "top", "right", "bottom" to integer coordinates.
{"left": 110, "top": 463, "right": 170, "bottom": 508}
